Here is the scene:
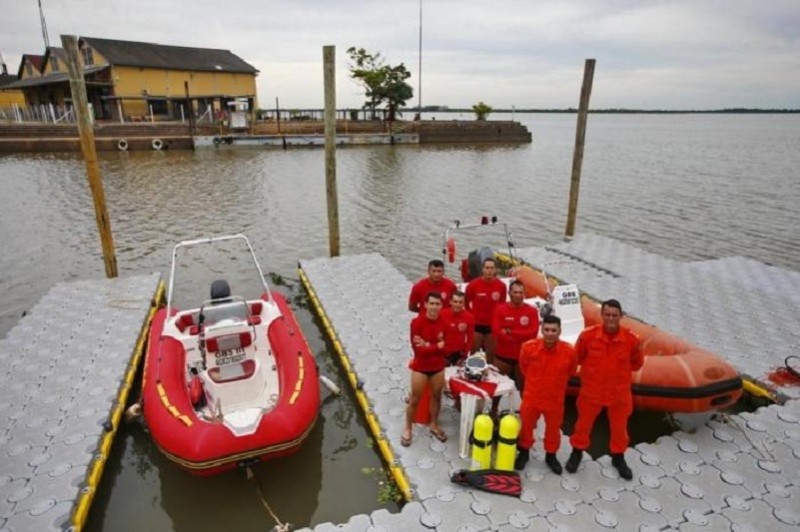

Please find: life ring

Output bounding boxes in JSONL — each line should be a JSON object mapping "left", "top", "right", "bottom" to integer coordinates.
{"left": 151, "top": 138, "right": 164, "bottom": 151}
{"left": 446, "top": 237, "right": 457, "bottom": 263}
{"left": 117, "top": 139, "right": 129, "bottom": 151}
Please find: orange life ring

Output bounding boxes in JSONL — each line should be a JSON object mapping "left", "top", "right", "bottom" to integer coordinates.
{"left": 446, "top": 237, "right": 456, "bottom": 263}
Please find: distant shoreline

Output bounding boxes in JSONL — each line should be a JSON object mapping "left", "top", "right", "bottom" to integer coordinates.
{"left": 424, "top": 108, "right": 800, "bottom": 114}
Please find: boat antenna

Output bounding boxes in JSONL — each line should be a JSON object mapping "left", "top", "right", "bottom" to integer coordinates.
{"left": 39, "top": 0, "right": 51, "bottom": 49}
{"left": 416, "top": 0, "right": 422, "bottom": 120}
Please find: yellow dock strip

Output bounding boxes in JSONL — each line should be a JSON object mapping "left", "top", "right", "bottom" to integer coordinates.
{"left": 71, "top": 280, "right": 165, "bottom": 531}
{"left": 298, "top": 268, "right": 414, "bottom": 502}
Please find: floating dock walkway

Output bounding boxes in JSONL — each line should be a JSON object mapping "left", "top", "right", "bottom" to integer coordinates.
{"left": 299, "top": 234, "right": 800, "bottom": 531}
{"left": 0, "top": 273, "right": 161, "bottom": 531}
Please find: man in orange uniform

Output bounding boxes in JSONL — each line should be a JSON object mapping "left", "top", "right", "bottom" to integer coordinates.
{"left": 440, "top": 291, "right": 475, "bottom": 366}
{"left": 465, "top": 257, "right": 507, "bottom": 358}
{"left": 402, "top": 292, "right": 448, "bottom": 446}
{"left": 408, "top": 260, "right": 458, "bottom": 313}
{"left": 491, "top": 280, "right": 539, "bottom": 390}
{"left": 565, "top": 299, "right": 643, "bottom": 480}
{"left": 514, "top": 315, "right": 577, "bottom": 474}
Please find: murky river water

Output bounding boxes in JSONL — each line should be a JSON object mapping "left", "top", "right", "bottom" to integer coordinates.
{"left": 1, "top": 113, "right": 798, "bottom": 530}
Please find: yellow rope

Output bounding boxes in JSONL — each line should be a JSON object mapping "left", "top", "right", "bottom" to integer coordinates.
{"left": 246, "top": 467, "right": 291, "bottom": 531}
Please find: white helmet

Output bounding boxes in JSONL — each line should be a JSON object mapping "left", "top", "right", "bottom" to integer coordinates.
{"left": 463, "top": 352, "right": 488, "bottom": 381}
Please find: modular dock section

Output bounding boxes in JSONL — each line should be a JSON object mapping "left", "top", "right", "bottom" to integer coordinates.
{"left": 299, "top": 234, "right": 800, "bottom": 531}
{"left": 0, "top": 273, "right": 162, "bottom": 531}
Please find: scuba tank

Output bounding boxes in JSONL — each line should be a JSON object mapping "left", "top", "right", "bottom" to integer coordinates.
{"left": 470, "top": 414, "right": 494, "bottom": 470}
{"left": 494, "top": 414, "right": 521, "bottom": 471}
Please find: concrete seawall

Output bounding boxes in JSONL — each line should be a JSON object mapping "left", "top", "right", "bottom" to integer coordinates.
{"left": 0, "top": 120, "right": 531, "bottom": 152}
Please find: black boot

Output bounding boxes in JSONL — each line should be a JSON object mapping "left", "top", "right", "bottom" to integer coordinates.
{"left": 545, "top": 453, "right": 563, "bottom": 475}
{"left": 514, "top": 446, "right": 530, "bottom": 471}
{"left": 565, "top": 448, "right": 583, "bottom": 473}
{"left": 611, "top": 453, "right": 633, "bottom": 480}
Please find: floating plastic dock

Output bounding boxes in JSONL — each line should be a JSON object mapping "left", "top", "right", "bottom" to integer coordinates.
{"left": 299, "top": 234, "right": 800, "bottom": 531}
{"left": 0, "top": 274, "right": 161, "bottom": 531}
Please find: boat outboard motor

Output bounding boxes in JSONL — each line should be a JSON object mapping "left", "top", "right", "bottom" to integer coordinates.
{"left": 210, "top": 279, "right": 232, "bottom": 304}
{"left": 463, "top": 246, "right": 495, "bottom": 281}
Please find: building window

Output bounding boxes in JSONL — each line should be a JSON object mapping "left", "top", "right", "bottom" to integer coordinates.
{"left": 148, "top": 98, "right": 168, "bottom": 115}
{"left": 82, "top": 47, "right": 94, "bottom": 65}
{"left": 51, "top": 58, "right": 59, "bottom": 72}
{"left": 25, "top": 62, "right": 33, "bottom": 76}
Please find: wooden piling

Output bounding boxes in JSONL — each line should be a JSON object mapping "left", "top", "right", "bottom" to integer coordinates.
{"left": 323, "top": 45, "right": 340, "bottom": 257}
{"left": 184, "top": 81, "right": 195, "bottom": 138}
{"left": 564, "top": 58, "right": 596, "bottom": 240}
{"left": 61, "top": 35, "right": 118, "bottom": 278}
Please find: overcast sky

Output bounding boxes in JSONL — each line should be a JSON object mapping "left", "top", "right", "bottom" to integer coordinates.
{"left": 1, "top": 0, "right": 798, "bottom": 110}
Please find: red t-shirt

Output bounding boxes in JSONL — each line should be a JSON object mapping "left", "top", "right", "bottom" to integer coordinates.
{"left": 409, "top": 314, "right": 447, "bottom": 373}
{"left": 519, "top": 338, "right": 577, "bottom": 410}
{"left": 440, "top": 307, "right": 475, "bottom": 356}
{"left": 408, "top": 277, "right": 458, "bottom": 313}
{"left": 492, "top": 302, "right": 539, "bottom": 360}
{"left": 465, "top": 277, "right": 507, "bottom": 326}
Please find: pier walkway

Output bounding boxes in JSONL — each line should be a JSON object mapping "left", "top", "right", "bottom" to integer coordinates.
{"left": 299, "top": 234, "right": 800, "bottom": 531}
{"left": 0, "top": 274, "right": 161, "bottom": 531}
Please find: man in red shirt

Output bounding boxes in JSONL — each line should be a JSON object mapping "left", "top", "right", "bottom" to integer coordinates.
{"left": 408, "top": 260, "right": 458, "bottom": 313}
{"left": 514, "top": 315, "right": 577, "bottom": 474}
{"left": 565, "top": 299, "right": 644, "bottom": 480}
{"left": 402, "top": 292, "right": 448, "bottom": 446}
{"left": 465, "top": 257, "right": 507, "bottom": 359}
{"left": 491, "top": 280, "right": 539, "bottom": 390}
{"left": 440, "top": 291, "right": 475, "bottom": 366}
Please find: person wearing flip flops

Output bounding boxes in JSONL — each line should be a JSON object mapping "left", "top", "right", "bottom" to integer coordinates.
{"left": 514, "top": 315, "right": 577, "bottom": 474}
{"left": 402, "top": 292, "right": 449, "bottom": 446}
{"left": 564, "top": 299, "right": 643, "bottom": 480}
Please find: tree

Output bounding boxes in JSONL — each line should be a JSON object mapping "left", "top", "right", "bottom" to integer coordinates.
{"left": 472, "top": 101, "right": 493, "bottom": 121}
{"left": 347, "top": 47, "right": 413, "bottom": 122}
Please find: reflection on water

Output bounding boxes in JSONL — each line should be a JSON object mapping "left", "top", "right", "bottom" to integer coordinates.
{"left": 2, "top": 113, "right": 799, "bottom": 529}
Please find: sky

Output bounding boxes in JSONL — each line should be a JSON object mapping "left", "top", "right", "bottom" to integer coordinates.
{"left": 1, "top": 0, "right": 798, "bottom": 110}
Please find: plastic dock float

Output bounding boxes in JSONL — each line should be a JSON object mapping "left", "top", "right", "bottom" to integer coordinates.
{"left": 0, "top": 273, "right": 162, "bottom": 531}
{"left": 516, "top": 233, "right": 800, "bottom": 401}
{"left": 300, "top": 236, "right": 800, "bottom": 531}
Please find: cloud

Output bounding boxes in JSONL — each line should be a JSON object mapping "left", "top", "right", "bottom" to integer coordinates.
{"left": 1, "top": 0, "right": 798, "bottom": 109}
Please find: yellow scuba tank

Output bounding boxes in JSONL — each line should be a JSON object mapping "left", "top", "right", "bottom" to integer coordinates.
{"left": 494, "top": 414, "right": 521, "bottom": 471}
{"left": 470, "top": 413, "right": 494, "bottom": 470}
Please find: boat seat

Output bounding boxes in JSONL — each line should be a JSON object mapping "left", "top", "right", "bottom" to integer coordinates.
{"left": 551, "top": 284, "right": 585, "bottom": 345}
{"left": 205, "top": 331, "right": 252, "bottom": 353}
{"left": 177, "top": 301, "right": 264, "bottom": 334}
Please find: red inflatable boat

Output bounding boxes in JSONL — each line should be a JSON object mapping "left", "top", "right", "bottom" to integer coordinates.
{"left": 142, "top": 235, "right": 319, "bottom": 474}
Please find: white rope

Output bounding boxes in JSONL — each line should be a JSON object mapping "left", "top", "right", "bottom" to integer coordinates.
{"left": 246, "top": 466, "right": 292, "bottom": 531}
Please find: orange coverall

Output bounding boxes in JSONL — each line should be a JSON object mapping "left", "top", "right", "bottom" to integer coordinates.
{"left": 569, "top": 324, "right": 643, "bottom": 454}
{"left": 518, "top": 338, "right": 577, "bottom": 452}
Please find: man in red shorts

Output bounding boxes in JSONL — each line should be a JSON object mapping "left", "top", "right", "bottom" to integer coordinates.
{"left": 402, "top": 292, "right": 448, "bottom": 446}
{"left": 564, "top": 299, "right": 643, "bottom": 480}
{"left": 491, "top": 280, "right": 539, "bottom": 390}
{"left": 465, "top": 257, "right": 507, "bottom": 359}
{"left": 408, "top": 259, "right": 458, "bottom": 313}
{"left": 440, "top": 290, "right": 475, "bottom": 366}
{"left": 514, "top": 315, "right": 577, "bottom": 474}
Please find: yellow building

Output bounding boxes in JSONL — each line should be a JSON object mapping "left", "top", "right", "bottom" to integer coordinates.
{"left": 4, "top": 37, "right": 258, "bottom": 121}
{"left": 0, "top": 62, "right": 28, "bottom": 108}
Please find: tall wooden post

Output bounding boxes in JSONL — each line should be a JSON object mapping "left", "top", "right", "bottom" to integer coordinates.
{"left": 275, "top": 97, "right": 281, "bottom": 134}
{"left": 61, "top": 35, "right": 118, "bottom": 278}
{"left": 564, "top": 58, "right": 596, "bottom": 240}
{"left": 184, "top": 81, "right": 195, "bottom": 138}
{"left": 323, "top": 45, "right": 340, "bottom": 257}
